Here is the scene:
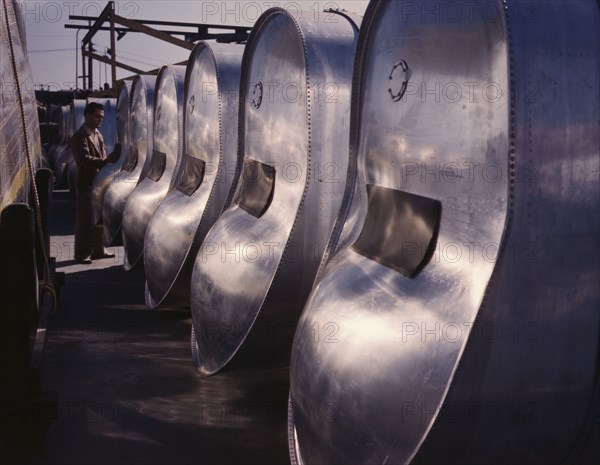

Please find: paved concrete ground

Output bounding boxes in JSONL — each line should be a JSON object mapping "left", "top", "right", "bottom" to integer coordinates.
{"left": 31, "top": 191, "right": 290, "bottom": 465}
{"left": 22, "top": 190, "right": 600, "bottom": 465}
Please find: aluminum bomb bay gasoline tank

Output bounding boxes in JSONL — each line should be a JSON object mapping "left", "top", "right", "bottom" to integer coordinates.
{"left": 101, "top": 80, "right": 133, "bottom": 246}
{"left": 89, "top": 96, "right": 118, "bottom": 225}
{"left": 288, "top": 1, "right": 600, "bottom": 464}
{"left": 121, "top": 65, "right": 186, "bottom": 270}
{"left": 190, "top": 8, "right": 360, "bottom": 375}
{"left": 93, "top": 81, "right": 131, "bottom": 233}
{"left": 62, "top": 105, "right": 72, "bottom": 141}
{"left": 102, "top": 75, "right": 156, "bottom": 247}
{"left": 144, "top": 42, "right": 244, "bottom": 309}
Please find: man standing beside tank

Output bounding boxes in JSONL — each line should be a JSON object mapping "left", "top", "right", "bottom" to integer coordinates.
{"left": 70, "top": 102, "right": 116, "bottom": 264}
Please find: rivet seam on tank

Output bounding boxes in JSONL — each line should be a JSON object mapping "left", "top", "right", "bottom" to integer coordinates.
{"left": 388, "top": 59, "right": 410, "bottom": 102}
{"left": 251, "top": 81, "right": 263, "bottom": 109}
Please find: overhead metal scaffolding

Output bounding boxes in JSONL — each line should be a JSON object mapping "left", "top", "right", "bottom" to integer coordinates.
{"left": 65, "top": 1, "right": 251, "bottom": 90}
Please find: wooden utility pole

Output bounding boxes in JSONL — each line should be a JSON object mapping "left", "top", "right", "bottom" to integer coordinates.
{"left": 87, "top": 41, "right": 93, "bottom": 89}
{"left": 109, "top": 1, "right": 116, "bottom": 87}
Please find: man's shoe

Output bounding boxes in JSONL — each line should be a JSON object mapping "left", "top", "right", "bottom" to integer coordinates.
{"left": 91, "top": 250, "right": 115, "bottom": 259}
{"left": 75, "top": 257, "right": 92, "bottom": 264}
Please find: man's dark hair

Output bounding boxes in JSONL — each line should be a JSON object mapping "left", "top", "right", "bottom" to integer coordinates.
{"left": 84, "top": 102, "right": 104, "bottom": 115}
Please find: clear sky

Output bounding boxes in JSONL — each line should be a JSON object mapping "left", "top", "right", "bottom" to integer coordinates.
{"left": 22, "top": 0, "right": 370, "bottom": 91}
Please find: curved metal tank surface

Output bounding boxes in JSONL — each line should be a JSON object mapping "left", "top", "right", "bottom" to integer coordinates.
{"left": 89, "top": 97, "right": 118, "bottom": 225}
{"left": 0, "top": 0, "right": 42, "bottom": 209}
{"left": 59, "top": 104, "right": 73, "bottom": 143}
{"left": 102, "top": 75, "right": 157, "bottom": 247}
{"left": 121, "top": 65, "right": 186, "bottom": 270}
{"left": 288, "top": 1, "right": 600, "bottom": 464}
{"left": 190, "top": 8, "right": 360, "bottom": 375}
{"left": 100, "top": 80, "right": 134, "bottom": 245}
{"left": 144, "top": 42, "right": 244, "bottom": 309}
{"left": 11, "top": 0, "right": 26, "bottom": 50}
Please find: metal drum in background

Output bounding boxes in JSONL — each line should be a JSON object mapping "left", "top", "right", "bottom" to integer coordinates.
{"left": 45, "top": 104, "right": 70, "bottom": 180}
{"left": 144, "top": 42, "right": 244, "bottom": 309}
{"left": 122, "top": 65, "right": 186, "bottom": 270}
{"left": 60, "top": 104, "right": 72, "bottom": 142}
{"left": 190, "top": 8, "right": 360, "bottom": 375}
{"left": 40, "top": 104, "right": 61, "bottom": 168}
{"left": 56, "top": 104, "right": 72, "bottom": 146}
{"left": 288, "top": 1, "right": 600, "bottom": 464}
{"left": 52, "top": 103, "right": 78, "bottom": 188}
{"left": 102, "top": 75, "right": 156, "bottom": 247}
{"left": 89, "top": 97, "right": 118, "bottom": 225}
{"left": 67, "top": 99, "right": 87, "bottom": 190}
{"left": 71, "top": 99, "right": 86, "bottom": 135}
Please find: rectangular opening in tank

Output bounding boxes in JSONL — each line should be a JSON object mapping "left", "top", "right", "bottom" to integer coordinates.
{"left": 351, "top": 185, "right": 441, "bottom": 278}
{"left": 121, "top": 146, "right": 138, "bottom": 172}
{"left": 111, "top": 143, "right": 122, "bottom": 163}
{"left": 234, "top": 158, "right": 276, "bottom": 218}
{"left": 146, "top": 150, "right": 166, "bottom": 182}
{"left": 176, "top": 155, "right": 205, "bottom": 196}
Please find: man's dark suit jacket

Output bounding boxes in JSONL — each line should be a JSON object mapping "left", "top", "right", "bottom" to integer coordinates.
{"left": 70, "top": 125, "right": 107, "bottom": 189}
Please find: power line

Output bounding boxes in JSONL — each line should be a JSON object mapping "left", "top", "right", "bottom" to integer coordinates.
{"left": 27, "top": 33, "right": 73, "bottom": 38}
{"left": 28, "top": 48, "right": 78, "bottom": 53}
{"left": 115, "top": 50, "right": 164, "bottom": 67}
{"left": 117, "top": 48, "right": 164, "bottom": 63}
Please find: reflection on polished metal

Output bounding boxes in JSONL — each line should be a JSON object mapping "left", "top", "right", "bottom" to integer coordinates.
{"left": 53, "top": 99, "right": 86, "bottom": 188}
{"left": 89, "top": 97, "right": 117, "bottom": 225}
{"left": 65, "top": 103, "right": 76, "bottom": 142}
{"left": 144, "top": 42, "right": 244, "bottom": 309}
{"left": 0, "top": 0, "right": 42, "bottom": 209}
{"left": 288, "top": 1, "right": 600, "bottom": 464}
{"left": 121, "top": 65, "right": 186, "bottom": 270}
{"left": 101, "top": 81, "right": 134, "bottom": 246}
{"left": 190, "top": 8, "right": 360, "bottom": 375}
{"left": 102, "top": 75, "right": 157, "bottom": 248}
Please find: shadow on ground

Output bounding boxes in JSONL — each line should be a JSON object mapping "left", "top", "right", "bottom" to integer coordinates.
{"left": 23, "top": 192, "right": 291, "bottom": 465}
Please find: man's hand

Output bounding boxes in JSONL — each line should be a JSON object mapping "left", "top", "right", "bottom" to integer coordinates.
{"left": 106, "top": 151, "right": 119, "bottom": 164}
{"left": 105, "top": 144, "right": 122, "bottom": 164}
